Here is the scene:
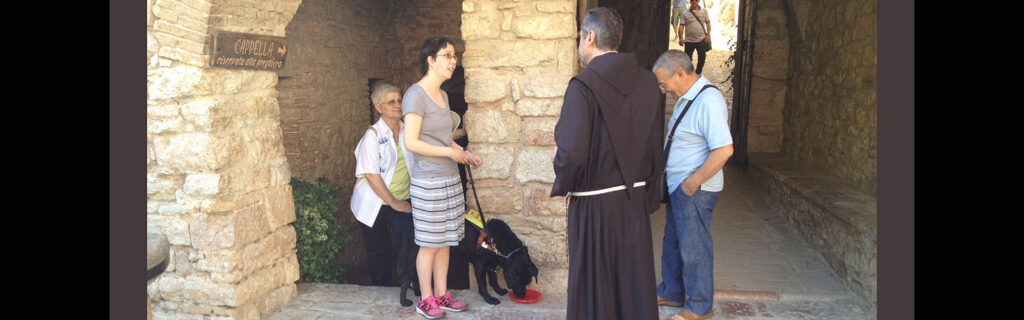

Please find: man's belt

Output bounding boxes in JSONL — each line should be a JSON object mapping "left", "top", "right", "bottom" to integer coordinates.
{"left": 566, "top": 181, "right": 647, "bottom": 197}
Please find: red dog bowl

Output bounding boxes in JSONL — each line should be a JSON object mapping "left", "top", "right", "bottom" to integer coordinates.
{"left": 509, "top": 289, "right": 542, "bottom": 304}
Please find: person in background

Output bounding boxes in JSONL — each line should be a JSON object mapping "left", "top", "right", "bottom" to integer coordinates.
{"left": 402, "top": 36, "right": 483, "bottom": 319}
{"left": 679, "top": 0, "right": 712, "bottom": 74}
{"left": 350, "top": 82, "right": 417, "bottom": 295}
{"left": 672, "top": 0, "right": 688, "bottom": 41}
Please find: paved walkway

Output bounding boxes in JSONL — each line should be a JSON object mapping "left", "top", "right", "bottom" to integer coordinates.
{"left": 265, "top": 163, "right": 873, "bottom": 320}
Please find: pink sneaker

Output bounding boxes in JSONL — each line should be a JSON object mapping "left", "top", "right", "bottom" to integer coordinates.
{"left": 416, "top": 296, "right": 445, "bottom": 319}
{"left": 436, "top": 291, "right": 468, "bottom": 312}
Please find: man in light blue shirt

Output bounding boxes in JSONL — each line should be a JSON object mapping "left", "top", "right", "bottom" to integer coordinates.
{"left": 651, "top": 49, "right": 733, "bottom": 320}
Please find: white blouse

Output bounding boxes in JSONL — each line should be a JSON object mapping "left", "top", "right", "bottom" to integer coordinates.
{"left": 350, "top": 118, "right": 414, "bottom": 227}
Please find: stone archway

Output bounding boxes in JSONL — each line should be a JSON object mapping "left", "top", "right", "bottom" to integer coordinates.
{"left": 148, "top": 0, "right": 678, "bottom": 318}
{"left": 147, "top": 0, "right": 304, "bottom": 319}
{"left": 275, "top": 0, "right": 467, "bottom": 286}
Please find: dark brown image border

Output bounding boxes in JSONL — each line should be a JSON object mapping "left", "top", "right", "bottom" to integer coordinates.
{"left": 112, "top": 0, "right": 913, "bottom": 318}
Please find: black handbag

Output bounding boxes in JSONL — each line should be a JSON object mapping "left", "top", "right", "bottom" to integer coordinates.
{"left": 661, "top": 84, "right": 717, "bottom": 203}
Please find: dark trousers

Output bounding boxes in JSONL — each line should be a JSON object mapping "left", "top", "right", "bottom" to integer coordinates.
{"left": 362, "top": 199, "right": 418, "bottom": 287}
{"left": 684, "top": 41, "right": 708, "bottom": 74}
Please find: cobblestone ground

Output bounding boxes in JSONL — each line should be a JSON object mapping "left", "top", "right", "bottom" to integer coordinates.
{"left": 265, "top": 281, "right": 868, "bottom": 319}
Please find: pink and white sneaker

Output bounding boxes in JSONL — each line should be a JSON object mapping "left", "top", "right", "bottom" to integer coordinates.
{"left": 436, "top": 291, "right": 468, "bottom": 312}
{"left": 416, "top": 296, "right": 445, "bottom": 319}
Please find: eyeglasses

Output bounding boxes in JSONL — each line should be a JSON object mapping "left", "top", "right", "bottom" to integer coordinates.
{"left": 383, "top": 99, "right": 402, "bottom": 105}
{"left": 436, "top": 52, "right": 457, "bottom": 60}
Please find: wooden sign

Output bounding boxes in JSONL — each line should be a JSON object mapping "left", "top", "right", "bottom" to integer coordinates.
{"left": 210, "top": 31, "right": 288, "bottom": 71}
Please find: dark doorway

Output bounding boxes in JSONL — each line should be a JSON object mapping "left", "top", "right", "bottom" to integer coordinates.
{"left": 583, "top": 0, "right": 671, "bottom": 71}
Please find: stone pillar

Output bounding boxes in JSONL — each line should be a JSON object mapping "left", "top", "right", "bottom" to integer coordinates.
{"left": 146, "top": 0, "right": 303, "bottom": 319}
{"left": 461, "top": 0, "right": 578, "bottom": 294}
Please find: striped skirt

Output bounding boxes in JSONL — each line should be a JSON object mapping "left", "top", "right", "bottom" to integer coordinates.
{"left": 409, "top": 174, "right": 465, "bottom": 247}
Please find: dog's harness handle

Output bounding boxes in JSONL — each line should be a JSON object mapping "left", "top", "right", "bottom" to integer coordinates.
{"left": 466, "top": 165, "right": 487, "bottom": 229}
{"left": 467, "top": 165, "right": 494, "bottom": 253}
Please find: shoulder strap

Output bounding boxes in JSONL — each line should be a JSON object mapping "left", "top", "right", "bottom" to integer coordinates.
{"left": 366, "top": 126, "right": 378, "bottom": 137}
{"left": 690, "top": 9, "right": 709, "bottom": 35}
{"left": 663, "top": 84, "right": 717, "bottom": 164}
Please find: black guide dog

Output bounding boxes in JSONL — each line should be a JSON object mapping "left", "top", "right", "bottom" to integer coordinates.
{"left": 459, "top": 165, "right": 539, "bottom": 305}
{"left": 399, "top": 165, "right": 538, "bottom": 306}
{"left": 399, "top": 218, "right": 538, "bottom": 306}
{"left": 455, "top": 218, "right": 539, "bottom": 305}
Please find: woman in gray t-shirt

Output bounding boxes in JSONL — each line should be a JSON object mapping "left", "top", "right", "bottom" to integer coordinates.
{"left": 401, "top": 36, "right": 482, "bottom": 317}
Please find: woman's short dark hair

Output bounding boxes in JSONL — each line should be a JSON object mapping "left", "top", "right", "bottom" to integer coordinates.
{"left": 419, "top": 36, "right": 455, "bottom": 75}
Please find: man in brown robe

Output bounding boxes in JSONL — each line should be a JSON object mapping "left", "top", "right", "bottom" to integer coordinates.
{"left": 551, "top": 7, "right": 665, "bottom": 320}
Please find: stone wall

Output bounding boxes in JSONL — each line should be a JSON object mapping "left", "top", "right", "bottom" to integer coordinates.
{"left": 745, "top": 0, "right": 787, "bottom": 153}
{"left": 278, "top": 0, "right": 404, "bottom": 187}
{"left": 782, "top": 0, "right": 877, "bottom": 195}
{"left": 461, "top": 0, "right": 578, "bottom": 294}
{"left": 146, "top": 0, "right": 303, "bottom": 319}
{"left": 391, "top": 0, "right": 467, "bottom": 89}
{"left": 746, "top": 153, "right": 876, "bottom": 313}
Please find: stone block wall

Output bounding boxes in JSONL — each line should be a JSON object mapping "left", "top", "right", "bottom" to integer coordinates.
{"left": 391, "top": 0, "right": 467, "bottom": 89}
{"left": 461, "top": 0, "right": 578, "bottom": 294}
{"left": 782, "top": 0, "right": 877, "bottom": 195}
{"left": 745, "top": 0, "right": 788, "bottom": 153}
{"left": 278, "top": 0, "right": 404, "bottom": 187}
{"left": 146, "top": 0, "right": 303, "bottom": 319}
{"left": 746, "top": 153, "right": 876, "bottom": 313}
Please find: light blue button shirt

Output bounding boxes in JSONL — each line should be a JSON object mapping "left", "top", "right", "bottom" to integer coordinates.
{"left": 664, "top": 75, "right": 733, "bottom": 193}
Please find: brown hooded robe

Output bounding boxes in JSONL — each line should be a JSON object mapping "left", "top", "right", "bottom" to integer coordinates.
{"left": 552, "top": 52, "right": 665, "bottom": 320}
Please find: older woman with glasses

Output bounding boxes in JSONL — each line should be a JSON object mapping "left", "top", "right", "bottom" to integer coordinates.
{"left": 350, "top": 82, "right": 419, "bottom": 305}
{"left": 401, "top": 36, "right": 482, "bottom": 319}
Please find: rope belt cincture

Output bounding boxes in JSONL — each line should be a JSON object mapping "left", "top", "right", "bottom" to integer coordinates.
{"left": 566, "top": 181, "right": 647, "bottom": 197}
{"left": 563, "top": 181, "right": 648, "bottom": 212}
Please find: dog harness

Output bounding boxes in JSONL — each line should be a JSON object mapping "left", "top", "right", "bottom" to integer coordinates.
{"left": 478, "top": 233, "right": 526, "bottom": 261}
{"left": 496, "top": 245, "right": 526, "bottom": 260}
